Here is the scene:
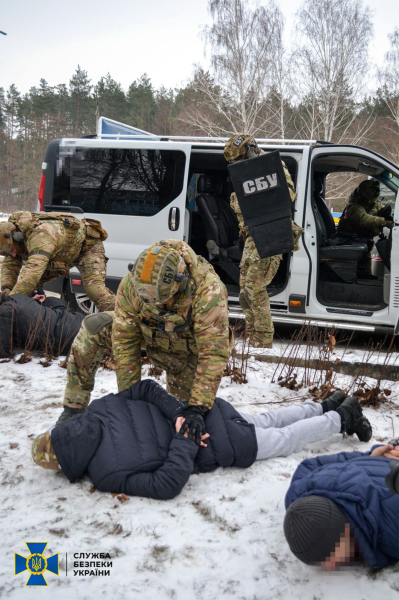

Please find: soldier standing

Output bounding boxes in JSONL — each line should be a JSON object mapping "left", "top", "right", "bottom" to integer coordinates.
{"left": 0, "top": 211, "right": 115, "bottom": 311}
{"left": 112, "top": 239, "right": 231, "bottom": 443}
{"left": 224, "top": 134, "right": 299, "bottom": 348}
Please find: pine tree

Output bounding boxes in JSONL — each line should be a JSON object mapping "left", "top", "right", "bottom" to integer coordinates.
{"left": 127, "top": 74, "right": 156, "bottom": 132}
{"left": 69, "top": 65, "right": 95, "bottom": 136}
{"left": 94, "top": 74, "right": 128, "bottom": 124}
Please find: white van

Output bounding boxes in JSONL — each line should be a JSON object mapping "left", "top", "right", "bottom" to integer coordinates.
{"left": 39, "top": 117, "right": 399, "bottom": 335}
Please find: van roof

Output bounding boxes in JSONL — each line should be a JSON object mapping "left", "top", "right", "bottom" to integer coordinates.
{"left": 54, "top": 136, "right": 399, "bottom": 173}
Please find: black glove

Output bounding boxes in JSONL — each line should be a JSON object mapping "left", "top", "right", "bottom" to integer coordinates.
{"left": 175, "top": 406, "right": 207, "bottom": 446}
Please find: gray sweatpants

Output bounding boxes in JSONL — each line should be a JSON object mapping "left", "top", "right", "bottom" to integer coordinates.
{"left": 239, "top": 400, "right": 341, "bottom": 461}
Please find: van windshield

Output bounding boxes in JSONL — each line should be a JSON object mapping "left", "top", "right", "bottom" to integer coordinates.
{"left": 53, "top": 147, "right": 186, "bottom": 216}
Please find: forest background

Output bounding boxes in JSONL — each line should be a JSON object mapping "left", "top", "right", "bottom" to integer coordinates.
{"left": 2, "top": 0, "right": 399, "bottom": 214}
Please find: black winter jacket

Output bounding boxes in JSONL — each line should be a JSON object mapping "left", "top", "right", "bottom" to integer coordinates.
{"left": 51, "top": 380, "right": 258, "bottom": 500}
{"left": 0, "top": 294, "right": 84, "bottom": 358}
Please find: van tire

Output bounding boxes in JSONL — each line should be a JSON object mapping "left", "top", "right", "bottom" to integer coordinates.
{"left": 64, "top": 284, "right": 97, "bottom": 315}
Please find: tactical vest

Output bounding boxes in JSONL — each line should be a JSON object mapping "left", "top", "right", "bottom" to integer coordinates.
{"left": 138, "top": 256, "right": 215, "bottom": 373}
{"left": 14, "top": 213, "right": 107, "bottom": 277}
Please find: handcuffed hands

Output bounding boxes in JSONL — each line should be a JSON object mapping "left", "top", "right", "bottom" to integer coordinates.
{"left": 174, "top": 406, "right": 209, "bottom": 447}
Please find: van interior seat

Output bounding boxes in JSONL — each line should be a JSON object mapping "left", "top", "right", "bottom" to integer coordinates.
{"left": 312, "top": 182, "right": 370, "bottom": 282}
{"left": 312, "top": 189, "right": 370, "bottom": 262}
{"left": 195, "top": 174, "right": 241, "bottom": 283}
{"left": 196, "top": 174, "right": 241, "bottom": 258}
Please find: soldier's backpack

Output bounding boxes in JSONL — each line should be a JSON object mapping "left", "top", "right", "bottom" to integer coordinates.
{"left": 82, "top": 218, "right": 108, "bottom": 243}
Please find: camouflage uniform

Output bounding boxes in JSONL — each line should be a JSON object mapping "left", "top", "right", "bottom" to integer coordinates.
{"left": 225, "top": 136, "right": 299, "bottom": 347}
{"left": 337, "top": 180, "right": 393, "bottom": 275}
{"left": 63, "top": 312, "right": 113, "bottom": 409}
{"left": 112, "top": 240, "right": 231, "bottom": 409}
{"left": 337, "top": 183, "right": 391, "bottom": 239}
{"left": 0, "top": 211, "right": 115, "bottom": 312}
{"left": 31, "top": 431, "right": 61, "bottom": 471}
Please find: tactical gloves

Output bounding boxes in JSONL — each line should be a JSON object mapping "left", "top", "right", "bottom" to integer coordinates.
{"left": 175, "top": 405, "right": 207, "bottom": 446}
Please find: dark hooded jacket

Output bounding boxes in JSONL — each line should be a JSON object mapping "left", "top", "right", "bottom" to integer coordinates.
{"left": 51, "top": 379, "right": 258, "bottom": 501}
{"left": 0, "top": 294, "right": 84, "bottom": 358}
{"left": 285, "top": 450, "right": 399, "bottom": 570}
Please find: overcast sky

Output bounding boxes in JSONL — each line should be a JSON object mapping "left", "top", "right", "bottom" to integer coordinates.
{"left": 1, "top": 0, "right": 398, "bottom": 95}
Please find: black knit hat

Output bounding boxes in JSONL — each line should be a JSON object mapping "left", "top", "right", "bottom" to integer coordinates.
{"left": 284, "top": 496, "right": 348, "bottom": 565}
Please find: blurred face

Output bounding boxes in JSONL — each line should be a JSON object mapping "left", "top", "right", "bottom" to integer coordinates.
{"left": 321, "top": 523, "right": 355, "bottom": 571}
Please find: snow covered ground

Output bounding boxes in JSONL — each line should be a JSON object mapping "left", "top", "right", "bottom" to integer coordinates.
{"left": 0, "top": 353, "right": 398, "bottom": 600}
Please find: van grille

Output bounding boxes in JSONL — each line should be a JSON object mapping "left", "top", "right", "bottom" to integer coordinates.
{"left": 393, "top": 277, "right": 399, "bottom": 308}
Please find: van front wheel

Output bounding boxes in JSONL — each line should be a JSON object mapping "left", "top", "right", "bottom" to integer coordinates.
{"left": 64, "top": 284, "right": 96, "bottom": 315}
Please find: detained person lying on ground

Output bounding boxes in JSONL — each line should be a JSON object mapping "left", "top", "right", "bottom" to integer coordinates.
{"left": 32, "top": 379, "right": 372, "bottom": 501}
{"left": 0, "top": 291, "right": 84, "bottom": 358}
{"left": 284, "top": 443, "right": 399, "bottom": 571}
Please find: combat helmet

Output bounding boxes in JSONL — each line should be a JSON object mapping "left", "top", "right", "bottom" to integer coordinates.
{"left": 132, "top": 244, "right": 189, "bottom": 305}
{"left": 357, "top": 179, "right": 380, "bottom": 202}
{"left": 224, "top": 133, "right": 260, "bottom": 162}
{"left": 0, "top": 222, "right": 16, "bottom": 255}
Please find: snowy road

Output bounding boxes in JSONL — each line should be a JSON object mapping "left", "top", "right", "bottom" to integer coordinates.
{"left": 0, "top": 353, "right": 398, "bottom": 599}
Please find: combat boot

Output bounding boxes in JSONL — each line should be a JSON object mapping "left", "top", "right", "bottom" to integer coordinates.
{"left": 250, "top": 332, "right": 273, "bottom": 349}
{"left": 321, "top": 391, "right": 346, "bottom": 413}
{"left": 56, "top": 406, "right": 85, "bottom": 426}
{"left": 336, "top": 397, "right": 372, "bottom": 442}
{"left": 252, "top": 340, "right": 273, "bottom": 349}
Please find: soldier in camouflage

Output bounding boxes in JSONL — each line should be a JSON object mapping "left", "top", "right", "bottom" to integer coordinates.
{"left": 337, "top": 179, "right": 393, "bottom": 276}
{"left": 112, "top": 239, "right": 231, "bottom": 442}
{"left": 224, "top": 134, "right": 302, "bottom": 348}
{"left": 0, "top": 211, "right": 115, "bottom": 312}
{"left": 55, "top": 312, "right": 114, "bottom": 425}
{"left": 337, "top": 180, "right": 393, "bottom": 238}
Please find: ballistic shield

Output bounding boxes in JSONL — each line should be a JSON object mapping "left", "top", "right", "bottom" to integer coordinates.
{"left": 227, "top": 151, "right": 294, "bottom": 258}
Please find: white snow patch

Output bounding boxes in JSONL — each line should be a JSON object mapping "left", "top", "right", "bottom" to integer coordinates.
{"left": 0, "top": 354, "right": 398, "bottom": 599}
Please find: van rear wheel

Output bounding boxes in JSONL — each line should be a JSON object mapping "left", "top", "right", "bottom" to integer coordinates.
{"left": 64, "top": 285, "right": 96, "bottom": 315}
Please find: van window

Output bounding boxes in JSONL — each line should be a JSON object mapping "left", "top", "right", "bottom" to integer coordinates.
{"left": 53, "top": 148, "right": 186, "bottom": 216}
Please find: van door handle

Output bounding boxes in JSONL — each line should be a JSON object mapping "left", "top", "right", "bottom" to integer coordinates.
{"left": 169, "top": 207, "right": 180, "bottom": 231}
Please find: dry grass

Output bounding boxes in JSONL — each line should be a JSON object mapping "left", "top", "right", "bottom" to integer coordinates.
{"left": 224, "top": 322, "right": 250, "bottom": 384}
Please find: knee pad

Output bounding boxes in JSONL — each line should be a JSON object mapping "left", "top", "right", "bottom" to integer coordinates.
{"left": 84, "top": 312, "right": 114, "bottom": 335}
{"left": 239, "top": 289, "right": 251, "bottom": 309}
